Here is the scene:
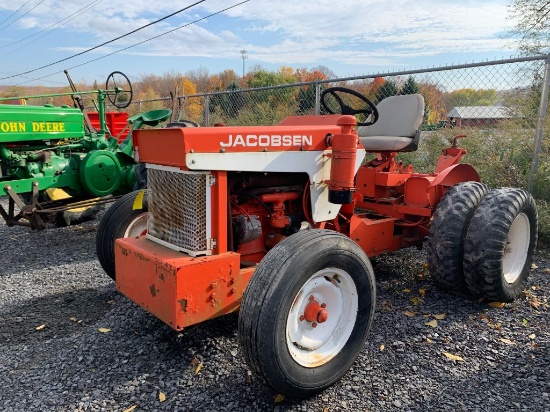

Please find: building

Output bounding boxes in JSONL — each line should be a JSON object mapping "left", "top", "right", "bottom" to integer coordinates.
{"left": 447, "top": 106, "right": 512, "bottom": 128}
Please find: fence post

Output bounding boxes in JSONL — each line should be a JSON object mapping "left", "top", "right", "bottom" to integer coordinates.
{"left": 204, "top": 95, "right": 210, "bottom": 126}
{"left": 315, "top": 81, "right": 321, "bottom": 115}
{"left": 528, "top": 56, "right": 550, "bottom": 192}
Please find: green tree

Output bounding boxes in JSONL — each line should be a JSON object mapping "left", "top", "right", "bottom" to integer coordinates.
{"left": 445, "top": 88, "right": 499, "bottom": 110}
{"left": 400, "top": 76, "right": 420, "bottom": 95}
{"left": 375, "top": 79, "right": 398, "bottom": 103}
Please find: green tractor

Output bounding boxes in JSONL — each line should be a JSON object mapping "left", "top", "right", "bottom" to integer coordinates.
{"left": 0, "top": 71, "right": 170, "bottom": 229}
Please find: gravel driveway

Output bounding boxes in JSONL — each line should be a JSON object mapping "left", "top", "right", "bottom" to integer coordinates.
{"left": 0, "top": 204, "right": 548, "bottom": 411}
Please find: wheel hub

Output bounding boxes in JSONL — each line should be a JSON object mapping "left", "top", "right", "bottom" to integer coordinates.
{"left": 286, "top": 268, "right": 358, "bottom": 368}
{"left": 503, "top": 212, "right": 530, "bottom": 284}
{"left": 301, "top": 296, "right": 328, "bottom": 327}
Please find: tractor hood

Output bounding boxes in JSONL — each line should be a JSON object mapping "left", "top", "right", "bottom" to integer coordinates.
{"left": 0, "top": 104, "right": 85, "bottom": 143}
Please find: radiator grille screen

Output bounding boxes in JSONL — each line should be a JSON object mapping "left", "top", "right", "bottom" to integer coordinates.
{"left": 147, "top": 168, "right": 209, "bottom": 254}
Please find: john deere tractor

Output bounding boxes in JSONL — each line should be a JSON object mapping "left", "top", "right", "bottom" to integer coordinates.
{"left": 0, "top": 71, "right": 171, "bottom": 229}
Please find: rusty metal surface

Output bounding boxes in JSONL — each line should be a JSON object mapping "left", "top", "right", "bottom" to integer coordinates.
{"left": 115, "top": 237, "right": 254, "bottom": 331}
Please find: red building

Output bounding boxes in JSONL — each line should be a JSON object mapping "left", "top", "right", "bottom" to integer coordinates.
{"left": 447, "top": 106, "right": 512, "bottom": 128}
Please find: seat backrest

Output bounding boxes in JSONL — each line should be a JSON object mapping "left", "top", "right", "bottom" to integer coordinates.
{"left": 357, "top": 94, "right": 424, "bottom": 138}
{"left": 355, "top": 94, "right": 425, "bottom": 152}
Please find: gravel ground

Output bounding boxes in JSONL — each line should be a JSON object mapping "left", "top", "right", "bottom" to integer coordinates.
{"left": 0, "top": 201, "right": 548, "bottom": 412}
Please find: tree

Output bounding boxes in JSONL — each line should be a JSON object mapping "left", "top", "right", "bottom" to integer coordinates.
{"left": 181, "top": 77, "right": 203, "bottom": 122}
{"left": 400, "top": 76, "right": 420, "bottom": 95}
{"left": 445, "top": 88, "right": 499, "bottom": 111}
{"left": 419, "top": 83, "right": 447, "bottom": 124}
{"left": 508, "top": 0, "right": 550, "bottom": 54}
{"left": 375, "top": 79, "right": 398, "bottom": 103}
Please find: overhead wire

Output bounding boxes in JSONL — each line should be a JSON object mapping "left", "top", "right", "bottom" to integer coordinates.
{"left": 0, "top": 0, "right": 49, "bottom": 33}
{"left": 0, "top": 0, "right": 206, "bottom": 81}
{"left": 11, "top": 0, "right": 251, "bottom": 87}
{"left": 0, "top": 0, "right": 105, "bottom": 53}
{"left": 0, "top": 0, "right": 33, "bottom": 28}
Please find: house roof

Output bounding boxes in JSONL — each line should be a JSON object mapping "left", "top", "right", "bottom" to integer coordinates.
{"left": 447, "top": 106, "right": 512, "bottom": 119}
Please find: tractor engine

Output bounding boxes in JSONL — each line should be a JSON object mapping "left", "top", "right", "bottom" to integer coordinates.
{"left": 227, "top": 172, "right": 307, "bottom": 261}
{"left": 145, "top": 168, "right": 308, "bottom": 265}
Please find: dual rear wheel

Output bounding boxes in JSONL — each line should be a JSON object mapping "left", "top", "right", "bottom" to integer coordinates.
{"left": 427, "top": 183, "right": 538, "bottom": 302}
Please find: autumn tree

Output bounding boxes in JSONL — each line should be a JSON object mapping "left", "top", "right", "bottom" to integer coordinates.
{"left": 185, "top": 66, "right": 220, "bottom": 93}
{"left": 419, "top": 83, "right": 447, "bottom": 124}
{"left": 137, "top": 72, "right": 181, "bottom": 99}
{"left": 296, "top": 68, "right": 328, "bottom": 114}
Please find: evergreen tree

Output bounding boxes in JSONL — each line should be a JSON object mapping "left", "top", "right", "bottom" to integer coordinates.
{"left": 400, "top": 76, "right": 420, "bottom": 95}
{"left": 375, "top": 80, "right": 398, "bottom": 103}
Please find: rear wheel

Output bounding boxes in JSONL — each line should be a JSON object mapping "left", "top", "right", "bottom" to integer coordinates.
{"left": 238, "top": 230, "right": 376, "bottom": 399}
{"left": 463, "top": 188, "right": 538, "bottom": 302}
{"left": 426, "top": 181, "right": 488, "bottom": 292}
{"left": 96, "top": 190, "right": 148, "bottom": 280}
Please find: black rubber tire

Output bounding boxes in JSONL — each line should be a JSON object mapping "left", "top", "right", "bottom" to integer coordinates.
{"left": 463, "top": 188, "right": 538, "bottom": 302}
{"left": 426, "top": 181, "right": 488, "bottom": 292}
{"left": 238, "top": 229, "right": 376, "bottom": 399}
{"left": 96, "top": 190, "right": 148, "bottom": 281}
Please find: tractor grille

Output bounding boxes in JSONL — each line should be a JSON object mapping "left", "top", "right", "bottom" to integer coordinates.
{"left": 146, "top": 167, "right": 210, "bottom": 256}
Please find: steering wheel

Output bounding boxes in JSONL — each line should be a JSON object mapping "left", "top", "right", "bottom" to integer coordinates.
{"left": 320, "top": 87, "right": 379, "bottom": 126}
{"left": 105, "top": 71, "right": 133, "bottom": 109}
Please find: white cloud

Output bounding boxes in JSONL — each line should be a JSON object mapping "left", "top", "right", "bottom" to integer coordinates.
{"left": 0, "top": 0, "right": 515, "bottom": 72}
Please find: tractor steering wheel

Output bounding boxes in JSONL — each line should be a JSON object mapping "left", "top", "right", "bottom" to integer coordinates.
{"left": 320, "top": 87, "right": 379, "bottom": 126}
{"left": 105, "top": 71, "right": 133, "bottom": 109}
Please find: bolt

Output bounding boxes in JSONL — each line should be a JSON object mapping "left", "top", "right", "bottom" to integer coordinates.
{"left": 317, "top": 309, "right": 328, "bottom": 323}
{"left": 321, "top": 303, "right": 326, "bottom": 308}
{"left": 309, "top": 295, "right": 315, "bottom": 301}
{"left": 312, "top": 322, "right": 318, "bottom": 328}
{"left": 299, "top": 315, "right": 305, "bottom": 321}
{"left": 210, "top": 293, "right": 216, "bottom": 300}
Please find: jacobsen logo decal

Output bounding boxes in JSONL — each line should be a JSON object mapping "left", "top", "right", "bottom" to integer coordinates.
{"left": 220, "top": 134, "right": 313, "bottom": 147}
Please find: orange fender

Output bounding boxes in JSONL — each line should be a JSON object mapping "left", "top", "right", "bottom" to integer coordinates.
{"left": 426, "top": 163, "right": 481, "bottom": 208}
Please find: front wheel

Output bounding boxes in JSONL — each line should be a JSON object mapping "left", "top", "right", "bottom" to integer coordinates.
{"left": 96, "top": 190, "right": 148, "bottom": 280}
{"left": 463, "top": 188, "right": 538, "bottom": 302}
{"left": 238, "top": 230, "right": 376, "bottom": 399}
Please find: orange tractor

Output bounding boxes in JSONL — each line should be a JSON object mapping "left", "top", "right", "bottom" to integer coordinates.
{"left": 96, "top": 88, "right": 538, "bottom": 398}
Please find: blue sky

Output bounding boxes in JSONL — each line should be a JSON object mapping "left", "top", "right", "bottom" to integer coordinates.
{"left": 0, "top": 0, "right": 517, "bottom": 87}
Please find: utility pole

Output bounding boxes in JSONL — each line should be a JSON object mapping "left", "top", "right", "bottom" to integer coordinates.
{"left": 240, "top": 50, "right": 248, "bottom": 78}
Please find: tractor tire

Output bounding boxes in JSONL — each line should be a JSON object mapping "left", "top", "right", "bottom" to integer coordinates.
{"left": 96, "top": 190, "right": 148, "bottom": 281}
{"left": 238, "top": 229, "right": 376, "bottom": 399}
{"left": 426, "top": 181, "right": 488, "bottom": 292}
{"left": 463, "top": 188, "right": 538, "bottom": 302}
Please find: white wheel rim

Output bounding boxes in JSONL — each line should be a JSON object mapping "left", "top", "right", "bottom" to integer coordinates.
{"left": 502, "top": 212, "right": 530, "bottom": 284}
{"left": 286, "top": 268, "right": 358, "bottom": 368}
{"left": 123, "top": 213, "right": 148, "bottom": 238}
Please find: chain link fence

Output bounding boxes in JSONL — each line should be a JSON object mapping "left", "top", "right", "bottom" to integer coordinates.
{"left": 124, "top": 56, "right": 550, "bottom": 206}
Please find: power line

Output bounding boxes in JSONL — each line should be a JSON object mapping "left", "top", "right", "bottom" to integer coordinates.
{"left": 0, "top": 70, "right": 66, "bottom": 85}
{"left": 11, "top": 1, "right": 251, "bottom": 87}
{"left": 0, "top": 0, "right": 33, "bottom": 28}
{"left": 0, "top": 0, "right": 205, "bottom": 81}
{"left": 0, "top": 0, "right": 49, "bottom": 34}
{"left": 0, "top": 0, "right": 105, "bottom": 53}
